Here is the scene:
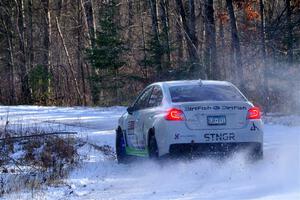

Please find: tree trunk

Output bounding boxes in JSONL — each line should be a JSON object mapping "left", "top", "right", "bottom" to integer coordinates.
{"left": 159, "top": 0, "right": 171, "bottom": 71}
{"left": 218, "top": 0, "right": 226, "bottom": 78}
{"left": 16, "top": 0, "right": 31, "bottom": 104}
{"left": 138, "top": 0, "right": 149, "bottom": 81}
{"left": 175, "top": 0, "right": 195, "bottom": 60}
{"left": 7, "top": 26, "right": 16, "bottom": 104}
{"left": 28, "top": 0, "right": 34, "bottom": 75}
{"left": 259, "top": 0, "right": 267, "bottom": 60}
{"left": 175, "top": 0, "right": 204, "bottom": 77}
{"left": 40, "top": 0, "right": 51, "bottom": 104}
{"left": 56, "top": 17, "right": 83, "bottom": 104}
{"left": 188, "top": 0, "right": 197, "bottom": 48}
{"left": 0, "top": 2, "right": 17, "bottom": 104}
{"left": 81, "top": 0, "right": 96, "bottom": 47}
{"left": 149, "top": 0, "right": 162, "bottom": 73}
{"left": 204, "top": 0, "right": 219, "bottom": 80}
{"left": 128, "top": 0, "right": 134, "bottom": 48}
{"left": 149, "top": 0, "right": 160, "bottom": 43}
{"left": 77, "top": 0, "right": 87, "bottom": 105}
{"left": 226, "top": 0, "right": 244, "bottom": 87}
{"left": 259, "top": 0, "right": 269, "bottom": 112}
{"left": 286, "top": 0, "right": 293, "bottom": 63}
{"left": 80, "top": 0, "right": 95, "bottom": 104}
{"left": 175, "top": 14, "right": 184, "bottom": 66}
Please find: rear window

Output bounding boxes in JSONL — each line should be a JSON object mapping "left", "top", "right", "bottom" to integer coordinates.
{"left": 169, "top": 84, "right": 246, "bottom": 102}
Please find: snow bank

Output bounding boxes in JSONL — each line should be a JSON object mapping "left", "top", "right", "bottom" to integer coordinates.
{"left": 264, "top": 114, "right": 300, "bottom": 126}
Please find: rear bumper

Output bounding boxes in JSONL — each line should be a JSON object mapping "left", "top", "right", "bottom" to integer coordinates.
{"left": 169, "top": 142, "right": 262, "bottom": 157}
{"left": 154, "top": 118, "right": 263, "bottom": 156}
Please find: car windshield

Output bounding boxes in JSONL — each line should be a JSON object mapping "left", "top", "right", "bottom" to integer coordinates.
{"left": 169, "top": 84, "right": 246, "bottom": 102}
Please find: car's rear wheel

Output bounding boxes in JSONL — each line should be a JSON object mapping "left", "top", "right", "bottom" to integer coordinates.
{"left": 148, "top": 134, "right": 159, "bottom": 159}
{"left": 249, "top": 145, "right": 263, "bottom": 161}
{"left": 116, "top": 128, "right": 128, "bottom": 163}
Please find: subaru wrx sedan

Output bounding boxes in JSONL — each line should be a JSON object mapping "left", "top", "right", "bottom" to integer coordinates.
{"left": 116, "top": 80, "right": 263, "bottom": 162}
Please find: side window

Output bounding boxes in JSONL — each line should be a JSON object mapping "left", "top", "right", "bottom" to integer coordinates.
{"left": 133, "top": 87, "right": 153, "bottom": 110}
{"left": 148, "top": 86, "right": 163, "bottom": 108}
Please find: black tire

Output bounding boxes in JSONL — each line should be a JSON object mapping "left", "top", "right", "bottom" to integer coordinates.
{"left": 148, "top": 134, "right": 159, "bottom": 159}
{"left": 249, "top": 145, "right": 263, "bottom": 161}
{"left": 115, "top": 129, "right": 127, "bottom": 164}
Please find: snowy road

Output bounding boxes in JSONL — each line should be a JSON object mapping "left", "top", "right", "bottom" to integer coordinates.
{"left": 1, "top": 106, "right": 299, "bottom": 200}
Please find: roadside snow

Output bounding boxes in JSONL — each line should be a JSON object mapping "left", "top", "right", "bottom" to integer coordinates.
{"left": 0, "top": 106, "right": 299, "bottom": 200}
{"left": 263, "top": 114, "right": 300, "bottom": 126}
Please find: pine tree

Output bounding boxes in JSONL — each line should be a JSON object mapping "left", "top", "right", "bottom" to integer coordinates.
{"left": 87, "top": 0, "right": 126, "bottom": 104}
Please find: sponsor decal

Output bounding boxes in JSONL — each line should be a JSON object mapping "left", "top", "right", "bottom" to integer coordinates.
{"left": 174, "top": 133, "right": 194, "bottom": 140}
{"left": 204, "top": 132, "right": 235, "bottom": 142}
{"left": 185, "top": 106, "right": 212, "bottom": 111}
{"left": 127, "top": 121, "right": 135, "bottom": 135}
{"left": 128, "top": 121, "right": 135, "bottom": 130}
{"left": 250, "top": 122, "right": 259, "bottom": 131}
{"left": 125, "top": 147, "right": 149, "bottom": 157}
{"left": 180, "top": 135, "right": 195, "bottom": 138}
{"left": 213, "top": 106, "right": 221, "bottom": 110}
{"left": 185, "top": 105, "right": 247, "bottom": 111}
{"left": 222, "top": 106, "right": 247, "bottom": 110}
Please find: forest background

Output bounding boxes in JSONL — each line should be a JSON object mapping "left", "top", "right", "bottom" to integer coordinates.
{"left": 0, "top": 0, "right": 299, "bottom": 113}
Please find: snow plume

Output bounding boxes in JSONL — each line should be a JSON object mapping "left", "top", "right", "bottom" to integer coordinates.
{"left": 114, "top": 146, "right": 299, "bottom": 200}
{"left": 63, "top": 124, "right": 299, "bottom": 200}
{"left": 260, "top": 61, "right": 300, "bottom": 114}
{"left": 226, "top": 58, "right": 300, "bottom": 114}
{"left": 85, "top": 123, "right": 298, "bottom": 200}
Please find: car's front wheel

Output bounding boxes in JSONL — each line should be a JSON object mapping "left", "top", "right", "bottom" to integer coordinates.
{"left": 115, "top": 128, "right": 127, "bottom": 163}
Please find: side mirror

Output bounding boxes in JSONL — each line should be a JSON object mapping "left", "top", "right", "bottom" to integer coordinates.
{"left": 127, "top": 106, "right": 135, "bottom": 115}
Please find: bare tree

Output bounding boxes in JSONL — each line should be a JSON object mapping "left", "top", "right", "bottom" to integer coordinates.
{"left": 128, "top": 0, "right": 134, "bottom": 48}
{"left": 0, "top": 1, "right": 16, "bottom": 104}
{"left": 286, "top": 0, "right": 293, "bottom": 63}
{"left": 15, "top": 0, "right": 31, "bottom": 104}
{"left": 159, "top": 0, "right": 171, "bottom": 71}
{"left": 175, "top": 13, "right": 184, "bottom": 66}
{"left": 259, "top": 0, "right": 270, "bottom": 111}
{"left": 226, "top": 0, "right": 244, "bottom": 87}
{"left": 55, "top": 17, "right": 83, "bottom": 104}
{"left": 81, "top": 0, "right": 96, "bottom": 47}
{"left": 175, "top": 0, "right": 204, "bottom": 77}
{"left": 188, "top": 0, "right": 197, "bottom": 48}
{"left": 27, "top": 0, "right": 34, "bottom": 76}
{"left": 0, "top": 0, "right": 298, "bottom": 112}
{"left": 149, "top": 0, "right": 162, "bottom": 72}
{"left": 77, "top": 0, "right": 87, "bottom": 105}
{"left": 40, "top": 0, "right": 52, "bottom": 103}
{"left": 218, "top": 0, "right": 226, "bottom": 78}
{"left": 204, "top": 0, "right": 219, "bottom": 80}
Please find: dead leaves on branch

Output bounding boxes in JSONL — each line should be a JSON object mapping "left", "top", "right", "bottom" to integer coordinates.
{"left": 217, "top": 0, "right": 260, "bottom": 26}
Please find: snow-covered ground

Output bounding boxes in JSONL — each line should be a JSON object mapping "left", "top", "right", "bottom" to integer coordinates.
{"left": 0, "top": 106, "right": 299, "bottom": 200}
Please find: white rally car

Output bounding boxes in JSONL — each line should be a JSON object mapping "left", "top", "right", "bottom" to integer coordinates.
{"left": 116, "top": 80, "right": 263, "bottom": 162}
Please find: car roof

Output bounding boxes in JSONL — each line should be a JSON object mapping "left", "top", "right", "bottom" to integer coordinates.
{"left": 152, "top": 80, "right": 232, "bottom": 88}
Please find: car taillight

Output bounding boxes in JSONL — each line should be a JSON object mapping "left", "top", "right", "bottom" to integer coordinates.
{"left": 165, "top": 108, "right": 184, "bottom": 121}
{"left": 247, "top": 107, "right": 261, "bottom": 119}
